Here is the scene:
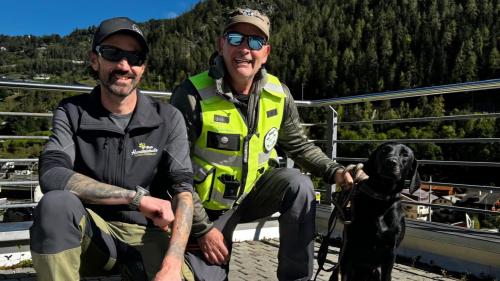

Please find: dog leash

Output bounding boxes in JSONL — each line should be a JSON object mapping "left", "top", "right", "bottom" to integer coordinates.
{"left": 314, "top": 184, "right": 356, "bottom": 281}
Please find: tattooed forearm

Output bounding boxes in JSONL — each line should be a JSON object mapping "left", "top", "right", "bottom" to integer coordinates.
{"left": 67, "top": 173, "right": 134, "bottom": 205}
{"left": 167, "top": 191, "right": 193, "bottom": 260}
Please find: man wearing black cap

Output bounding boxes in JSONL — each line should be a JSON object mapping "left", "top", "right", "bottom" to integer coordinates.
{"left": 30, "top": 17, "right": 194, "bottom": 281}
{"left": 172, "top": 7, "right": 358, "bottom": 281}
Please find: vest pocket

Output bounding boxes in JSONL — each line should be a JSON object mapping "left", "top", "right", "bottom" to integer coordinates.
{"left": 193, "top": 163, "right": 216, "bottom": 204}
{"left": 192, "top": 159, "right": 241, "bottom": 210}
{"left": 206, "top": 131, "right": 240, "bottom": 151}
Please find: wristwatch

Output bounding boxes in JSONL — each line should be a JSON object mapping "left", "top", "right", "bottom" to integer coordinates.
{"left": 129, "top": 185, "right": 150, "bottom": 210}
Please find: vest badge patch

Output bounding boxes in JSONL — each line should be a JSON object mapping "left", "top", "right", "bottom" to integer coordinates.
{"left": 266, "top": 108, "right": 278, "bottom": 118}
{"left": 214, "top": 115, "right": 230, "bottom": 123}
{"left": 131, "top": 142, "right": 159, "bottom": 157}
{"left": 264, "top": 127, "right": 279, "bottom": 152}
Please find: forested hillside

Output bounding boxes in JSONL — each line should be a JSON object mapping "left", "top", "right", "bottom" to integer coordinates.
{"left": 2, "top": 0, "right": 499, "bottom": 95}
{"left": 0, "top": 0, "right": 499, "bottom": 185}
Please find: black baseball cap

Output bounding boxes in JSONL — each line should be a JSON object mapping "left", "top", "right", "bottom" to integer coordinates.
{"left": 92, "top": 17, "right": 149, "bottom": 53}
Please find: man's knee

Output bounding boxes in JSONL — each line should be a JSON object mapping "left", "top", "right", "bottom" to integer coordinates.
{"left": 31, "top": 190, "right": 86, "bottom": 253}
{"left": 35, "top": 190, "right": 84, "bottom": 220}
{"left": 279, "top": 169, "right": 315, "bottom": 222}
{"left": 282, "top": 169, "right": 315, "bottom": 200}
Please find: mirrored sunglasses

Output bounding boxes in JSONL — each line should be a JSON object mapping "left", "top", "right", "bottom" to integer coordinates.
{"left": 95, "top": 45, "right": 146, "bottom": 66}
{"left": 225, "top": 32, "right": 267, "bottom": 51}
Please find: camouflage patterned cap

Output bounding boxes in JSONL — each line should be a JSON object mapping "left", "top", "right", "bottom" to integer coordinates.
{"left": 224, "top": 8, "right": 270, "bottom": 39}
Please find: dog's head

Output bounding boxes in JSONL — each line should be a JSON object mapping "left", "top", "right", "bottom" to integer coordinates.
{"left": 364, "top": 142, "right": 420, "bottom": 194}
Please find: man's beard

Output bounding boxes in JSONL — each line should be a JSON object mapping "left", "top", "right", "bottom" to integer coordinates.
{"left": 100, "top": 69, "right": 140, "bottom": 98}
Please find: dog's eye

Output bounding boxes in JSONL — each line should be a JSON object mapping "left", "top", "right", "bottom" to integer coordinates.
{"left": 400, "top": 147, "right": 411, "bottom": 157}
{"left": 382, "top": 146, "right": 392, "bottom": 154}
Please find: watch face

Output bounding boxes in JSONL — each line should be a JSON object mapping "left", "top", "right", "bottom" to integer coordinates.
{"left": 264, "top": 127, "right": 279, "bottom": 152}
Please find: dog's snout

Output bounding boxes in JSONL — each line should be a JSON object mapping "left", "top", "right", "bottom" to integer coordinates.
{"left": 385, "top": 157, "right": 398, "bottom": 168}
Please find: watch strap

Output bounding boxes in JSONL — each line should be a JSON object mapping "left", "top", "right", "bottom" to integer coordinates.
{"left": 129, "top": 185, "right": 150, "bottom": 210}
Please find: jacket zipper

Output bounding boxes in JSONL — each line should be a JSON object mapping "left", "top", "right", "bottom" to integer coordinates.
{"left": 237, "top": 92, "right": 260, "bottom": 199}
{"left": 103, "top": 137, "right": 110, "bottom": 183}
{"left": 117, "top": 135, "right": 126, "bottom": 188}
{"left": 238, "top": 134, "right": 253, "bottom": 198}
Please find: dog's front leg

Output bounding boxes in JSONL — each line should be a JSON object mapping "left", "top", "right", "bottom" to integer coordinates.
{"left": 380, "top": 254, "right": 396, "bottom": 281}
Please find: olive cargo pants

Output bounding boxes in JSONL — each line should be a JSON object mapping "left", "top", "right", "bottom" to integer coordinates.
{"left": 30, "top": 190, "right": 194, "bottom": 281}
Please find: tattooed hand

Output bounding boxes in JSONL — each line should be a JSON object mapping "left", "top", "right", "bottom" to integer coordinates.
{"left": 156, "top": 191, "right": 193, "bottom": 279}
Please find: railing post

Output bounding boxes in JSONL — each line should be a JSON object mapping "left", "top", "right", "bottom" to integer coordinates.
{"left": 324, "top": 106, "right": 338, "bottom": 205}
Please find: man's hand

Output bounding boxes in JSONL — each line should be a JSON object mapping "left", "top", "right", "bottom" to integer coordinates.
{"left": 335, "top": 163, "right": 369, "bottom": 190}
{"left": 138, "top": 196, "right": 175, "bottom": 231}
{"left": 197, "top": 227, "right": 229, "bottom": 265}
{"left": 153, "top": 256, "right": 182, "bottom": 281}
{"left": 154, "top": 192, "right": 193, "bottom": 281}
{"left": 153, "top": 269, "right": 181, "bottom": 281}
{"left": 334, "top": 168, "right": 354, "bottom": 190}
{"left": 344, "top": 163, "right": 369, "bottom": 183}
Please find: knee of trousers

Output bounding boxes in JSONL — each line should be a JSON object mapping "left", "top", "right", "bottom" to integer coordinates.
{"left": 31, "top": 190, "right": 87, "bottom": 253}
{"left": 279, "top": 169, "right": 316, "bottom": 223}
{"left": 283, "top": 169, "right": 315, "bottom": 201}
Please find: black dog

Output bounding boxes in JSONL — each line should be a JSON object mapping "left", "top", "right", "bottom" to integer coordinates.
{"left": 340, "top": 142, "right": 419, "bottom": 281}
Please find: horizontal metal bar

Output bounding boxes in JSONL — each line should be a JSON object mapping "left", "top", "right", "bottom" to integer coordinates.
{"left": 339, "top": 113, "right": 500, "bottom": 126}
{"left": 0, "top": 159, "right": 38, "bottom": 163}
{"left": 0, "top": 135, "right": 49, "bottom": 140}
{"left": 300, "top": 123, "right": 327, "bottom": 127}
{"left": 420, "top": 181, "right": 500, "bottom": 192}
{"left": 402, "top": 201, "right": 499, "bottom": 216}
{"left": 0, "top": 181, "right": 38, "bottom": 186}
{"left": 295, "top": 78, "right": 500, "bottom": 107}
{"left": 4, "top": 79, "right": 500, "bottom": 108}
{"left": 0, "top": 203, "right": 37, "bottom": 209}
{"left": 334, "top": 138, "right": 500, "bottom": 144}
{"left": 308, "top": 139, "right": 327, "bottom": 143}
{"left": 0, "top": 111, "right": 53, "bottom": 117}
{"left": 333, "top": 157, "right": 367, "bottom": 162}
{"left": 334, "top": 157, "right": 500, "bottom": 168}
{"left": 418, "top": 160, "right": 500, "bottom": 167}
{"left": 0, "top": 80, "right": 171, "bottom": 97}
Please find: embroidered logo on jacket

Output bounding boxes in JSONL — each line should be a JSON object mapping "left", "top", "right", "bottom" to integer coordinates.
{"left": 131, "top": 143, "right": 158, "bottom": 157}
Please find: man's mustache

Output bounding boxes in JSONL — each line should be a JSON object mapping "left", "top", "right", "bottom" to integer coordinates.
{"left": 110, "top": 69, "right": 136, "bottom": 79}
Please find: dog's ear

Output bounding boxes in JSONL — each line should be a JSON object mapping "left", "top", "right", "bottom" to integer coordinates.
{"left": 363, "top": 142, "right": 392, "bottom": 176}
{"left": 407, "top": 158, "right": 420, "bottom": 194}
{"left": 364, "top": 144, "right": 381, "bottom": 177}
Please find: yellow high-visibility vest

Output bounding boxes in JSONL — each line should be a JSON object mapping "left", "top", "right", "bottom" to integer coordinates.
{"left": 189, "top": 71, "right": 286, "bottom": 210}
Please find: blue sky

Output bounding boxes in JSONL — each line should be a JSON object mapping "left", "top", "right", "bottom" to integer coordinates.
{"left": 0, "top": 0, "right": 202, "bottom": 36}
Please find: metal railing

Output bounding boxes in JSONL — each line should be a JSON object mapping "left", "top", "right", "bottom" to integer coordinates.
{"left": 0, "top": 80, "right": 171, "bottom": 97}
{"left": 294, "top": 78, "right": 500, "bottom": 107}
{"left": 0, "top": 79, "right": 499, "bottom": 225}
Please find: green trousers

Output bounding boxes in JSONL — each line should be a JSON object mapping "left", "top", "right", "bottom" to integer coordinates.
{"left": 30, "top": 190, "right": 194, "bottom": 281}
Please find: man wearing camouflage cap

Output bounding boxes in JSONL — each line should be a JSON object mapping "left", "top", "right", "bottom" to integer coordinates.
{"left": 172, "top": 7, "right": 355, "bottom": 281}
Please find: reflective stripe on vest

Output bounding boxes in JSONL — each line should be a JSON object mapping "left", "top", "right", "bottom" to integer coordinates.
{"left": 189, "top": 71, "right": 286, "bottom": 210}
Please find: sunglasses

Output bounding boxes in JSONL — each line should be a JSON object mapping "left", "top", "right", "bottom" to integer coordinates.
{"left": 224, "top": 32, "right": 267, "bottom": 51}
{"left": 95, "top": 45, "right": 146, "bottom": 66}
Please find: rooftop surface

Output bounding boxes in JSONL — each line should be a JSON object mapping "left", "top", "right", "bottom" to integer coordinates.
{"left": 0, "top": 239, "right": 459, "bottom": 281}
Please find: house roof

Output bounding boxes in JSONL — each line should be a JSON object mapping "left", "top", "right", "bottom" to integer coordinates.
{"left": 402, "top": 188, "right": 439, "bottom": 202}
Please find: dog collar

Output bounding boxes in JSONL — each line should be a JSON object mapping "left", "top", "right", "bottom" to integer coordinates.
{"left": 358, "top": 184, "right": 401, "bottom": 201}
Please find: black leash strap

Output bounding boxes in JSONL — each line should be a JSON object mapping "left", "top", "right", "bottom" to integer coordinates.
{"left": 313, "top": 187, "right": 355, "bottom": 281}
